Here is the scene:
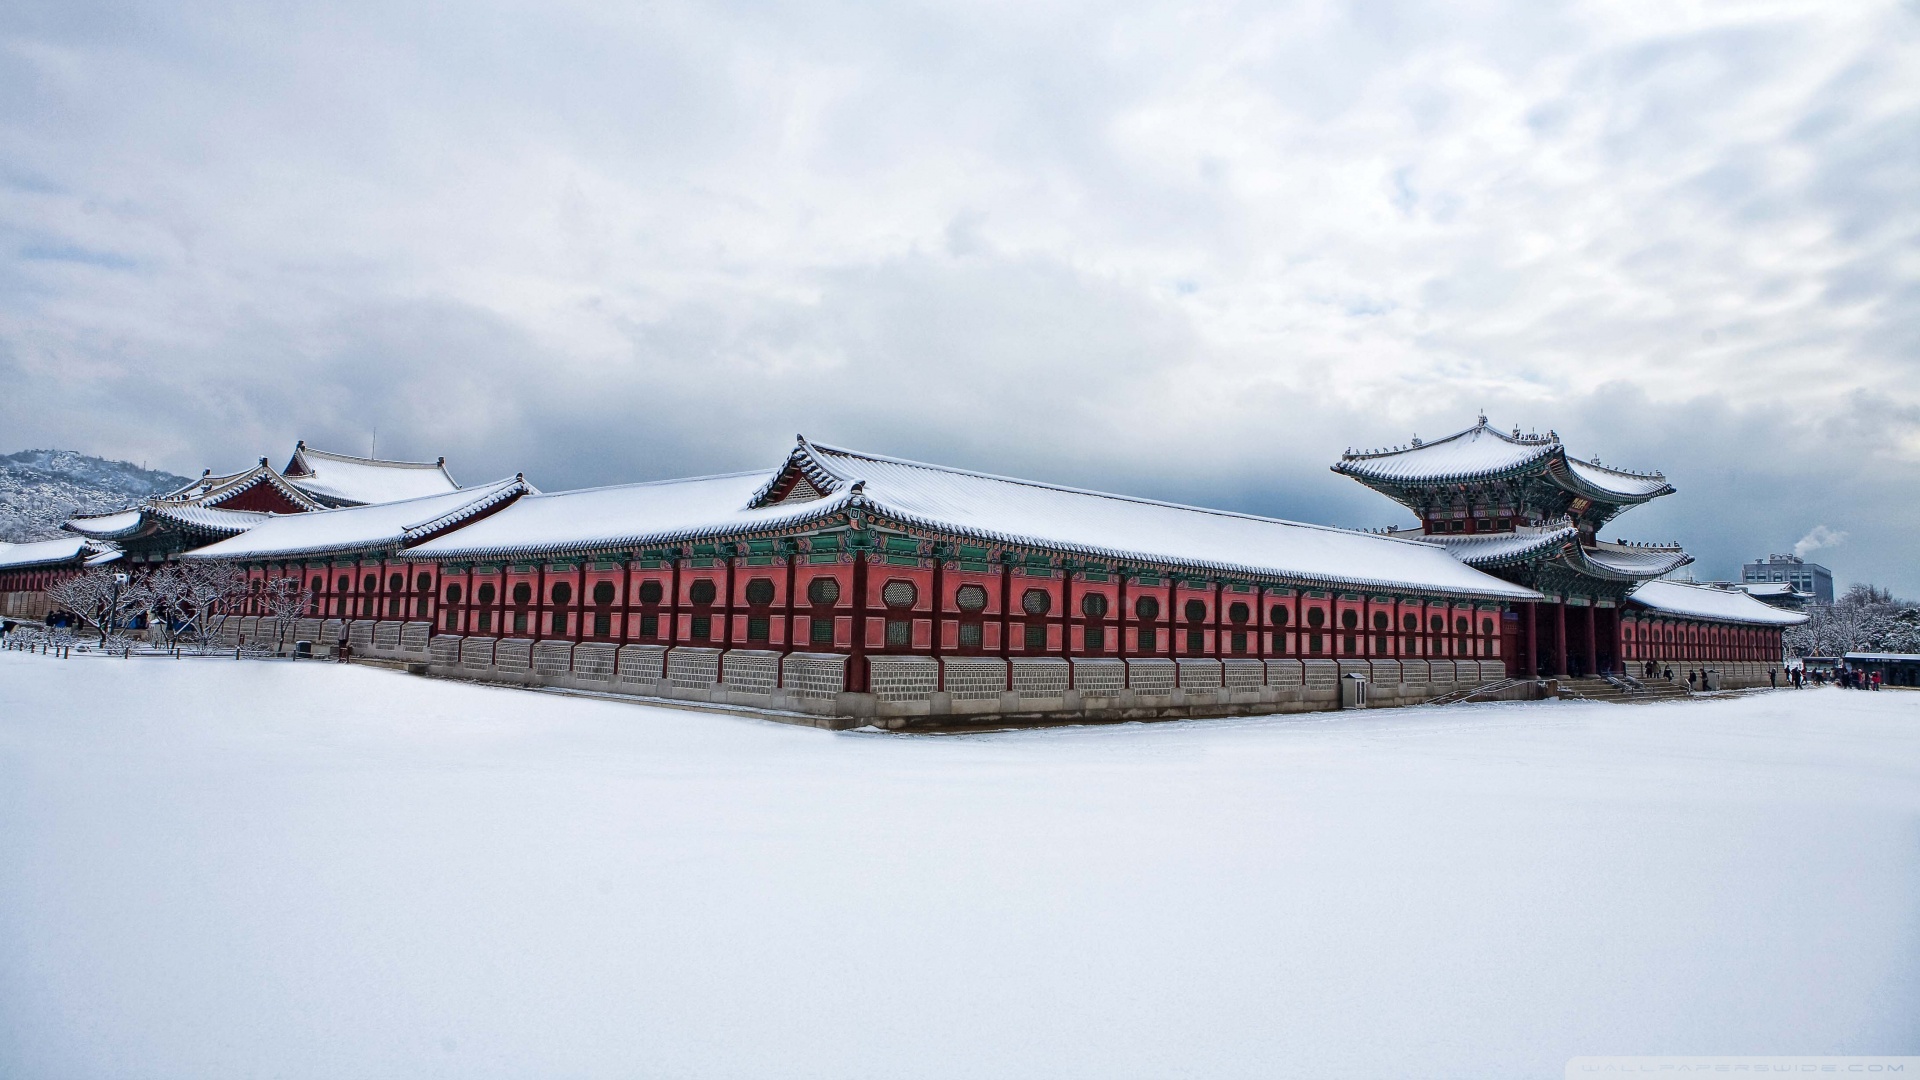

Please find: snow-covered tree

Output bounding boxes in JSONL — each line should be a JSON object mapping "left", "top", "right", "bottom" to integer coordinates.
{"left": 44, "top": 569, "right": 143, "bottom": 645}
{"left": 1785, "top": 584, "right": 1920, "bottom": 657}
{"left": 258, "top": 576, "right": 315, "bottom": 654}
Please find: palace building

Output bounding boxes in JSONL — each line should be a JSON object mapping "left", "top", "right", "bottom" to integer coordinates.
{"left": 8, "top": 424, "right": 1803, "bottom": 727}
{"left": 1331, "top": 416, "right": 1796, "bottom": 678}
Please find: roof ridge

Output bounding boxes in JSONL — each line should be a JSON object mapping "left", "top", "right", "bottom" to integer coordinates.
{"left": 521, "top": 468, "right": 776, "bottom": 500}
{"left": 296, "top": 445, "right": 446, "bottom": 469}
{"left": 806, "top": 440, "right": 1452, "bottom": 550}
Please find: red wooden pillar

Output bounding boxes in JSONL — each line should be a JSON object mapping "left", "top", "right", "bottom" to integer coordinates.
{"left": 850, "top": 548, "right": 870, "bottom": 692}
{"left": 1554, "top": 601, "right": 1568, "bottom": 676}
{"left": 619, "top": 555, "right": 634, "bottom": 645}
{"left": 1585, "top": 603, "right": 1598, "bottom": 676}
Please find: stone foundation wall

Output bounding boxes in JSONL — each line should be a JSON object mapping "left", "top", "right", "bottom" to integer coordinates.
{"left": 413, "top": 642, "right": 1545, "bottom": 730}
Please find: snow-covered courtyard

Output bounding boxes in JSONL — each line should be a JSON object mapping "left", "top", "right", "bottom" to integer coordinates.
{"left": 1, "top": 652, "right": 1915, "bottom": 1078}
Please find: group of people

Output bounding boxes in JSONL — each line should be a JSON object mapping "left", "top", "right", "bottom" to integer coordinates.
{"left": 1808, "top": 666, "right": 1885, "bottom": 690}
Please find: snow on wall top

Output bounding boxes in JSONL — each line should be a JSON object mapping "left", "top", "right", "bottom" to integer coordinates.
{"left": 183, "top": 477, "right": 529, "bottom": 560}
{"left": 284, "top": 444, "right": 461, "bottom": 506}
{"left": 0, "top": 535, "right": 93, "bottom": 570}
{"left": 1628, "top": 580, "right": 1808, "bottom": 626}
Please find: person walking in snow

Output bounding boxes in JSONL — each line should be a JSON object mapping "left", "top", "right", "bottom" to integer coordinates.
{"left": 1769, "top": 668, "right": 1777, "bottom": 689}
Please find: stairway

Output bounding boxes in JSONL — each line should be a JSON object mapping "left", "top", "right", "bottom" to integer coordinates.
{"left": 1556, "top": 675, "right": 1693, "bottom": 703}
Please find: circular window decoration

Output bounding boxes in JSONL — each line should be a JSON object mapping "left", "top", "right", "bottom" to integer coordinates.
{"left": 1021, "top": 588, "right": 1052, "bottom": 615}
{"left": 1403, "top": 613, "right": 1417, "bottom": 631}
{"left": 363, "top": 574, "right": 378, "bottom": 591}
{"left": 1429, "top": 615, "right": 1444, "bottom": 632}
{"left": 1228, "top": 602, "right": 1250, "bottom": 625}
{"left": 389, "top": 573, "right": 404, "bottom": 591}
{"left": 1135, "top": 596, "right": 1160, "bottom": 620}
{"left": 1373, "top": 611, "right": 1389, "bottom": 629}
{"left": 1341, "top": 609, "right": 1359, "bottom": 629}
{"left": 955, "top": 584, "right": 989, "bottom": 612}
{"left": 417, "top": 573, "right": 433, "bottom": 591}
{"left": 1183, "top": 599, "right": 1207, "bottom": 622}
{"left": 881, "top": 580, "right": 917, "bottom": 609}
{"left": 446, "top": 584, "right": 463, "bottom": 604}
{"left": 745, "top": 579, "right": 776, "bottom": 606}
{"left": 512, "top": 582, "right": 533, "bottom": 604}
{"left": 638, "top": 581, "right": 664, "bottom": 604}
{"left": 551, "top": 582, "right": 572, "bottom": 605}
{"left": 1270, "top": 605, "right": 1290, "bottom": 626}
{"left": 1455, "top": 617, "right": 1469, "bottom": 633}
{"left": 688, "top": 580, "right": 717, "bottom": 605}
{"left": 1481, "top": 618, "right": 1494, "bottom": 636}
{"left": 477, "top": 583, "right": 496, "bottom": 604}
{"left": 807, "top": 577, "right": 841, "bottom": 606}
{"left": 1081, "top": 592, "right": 1108, "bottom": 618}
{"left": 1307, "top": 607, "right": 1325, "bottom": 628}
{"left": 592, "top": 581, "right": 616, "bottom": 604}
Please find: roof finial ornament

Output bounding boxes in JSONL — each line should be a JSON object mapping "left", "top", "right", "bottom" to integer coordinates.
{"left": 1409, "top": 433, "right": 1421, "bottom": 447}
{"left": 1476, "top": 411, "right": 1487, "bottom": 428}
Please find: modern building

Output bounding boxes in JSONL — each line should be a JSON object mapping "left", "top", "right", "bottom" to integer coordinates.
{"left": 1743, "top": 553, "right": 1833, "bottom": 605}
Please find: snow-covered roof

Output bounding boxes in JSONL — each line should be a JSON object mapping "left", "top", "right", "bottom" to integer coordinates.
{"left": 283, "top": 443, "right": 460, "bottom": 506}
{"left": 0, "top": 536, "right": 94, "bottom": 570}
{"left": 1583, "top": 542, "right": 1694, "bottom": 579}
{"left": 1566, "top": 459, "right": 1674, "bottom": 500}
{"left": 1422, "top": 526, "right": 1579, "bottom": 569}
{"left": 1336, "top": 422, "right": 1558, "bottom": 484}
{"left": 62, "top": 509, "right": 146, "bottom": 539}
{"left": 1627, "top": 580, "right": 1807, "bottom": 626}
{"left": 1738, "top": 582, "right": 1803, "bottom": 598}
{"left": 404, "top": 470, "right": 812, "bottom": 560}
{"left": 183, "top": 477, "right": 531, "bottom": 560}
{"left": 406, "top": 438, "right": 1538, "bottom": 599}
{"left": 1334, "top": 417, "right": 1673, "bottom": 503}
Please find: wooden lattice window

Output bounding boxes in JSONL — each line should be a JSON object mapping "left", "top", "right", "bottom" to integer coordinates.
{"left": 958, "top": 622, "right": 983, "bottom": 648}
{"left": 1228, "top": 602, "right": 1249, "bottom": 625}
{"left": 691, "top": 616, "right": 711, "bottom": 639}
{"left": 640, "top": 613, "right": 659, "bottom": 638}
{"left": 689, "top": 580, "right": 717, "bottom": 605}
{"left": 810, "top": 617, "right": 833, "bottom": 644}
{"left": 886, "top": 619, "right": 911, "bottom": 646}
{"left": 1022, "top": 589, "right": 1051, "bottom": 615}
{"left": 745, "top": 579, "right": 775, "bottom": 606}
{"left": 1081, "top": 593, "right": 1108, "bottom": 618}
{"left": 1025, "top": 622, "right": 1047, "bottom": 650}
{"left": 1135, "top": 596, "right": 1160, "bottom": 620}
{"left": 882, "top": 580, "right": 917, "bottom": 609}
{"left": 638, "top": 581, "right": 664, "bottom": 604}
{"left": 955, "top": 584, "right": 988, "bottom": 612}
{"left": 593, "top": 581, "right": 616, "bottom": 604}
{"left": 808, "top": 578, "right": 840, "bottom": 606}
{"left": 749, "top": 616, "right": 770, "bottom": 641}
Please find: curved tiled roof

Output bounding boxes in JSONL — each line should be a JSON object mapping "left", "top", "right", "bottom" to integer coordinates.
{"left": 0, "top": 536, "right": 95, "bottom": 571}
{"left": 1334, "top": 418, "right": 1673, "bottom": 504}
{"left": 183, "top": 478, "right": 531, "bottom": 560}
{"left": 1421, "top": 525, "right": 1579, "bottom": 568}
{"left": 1628, "top": 580, "right": 1808, "bottom": 626}
{"left": 284, "top": 443, "right": 461, "bottom": 506}
{"left": 406, "top": 438, "right": 1540, "bottom": 601}
{"left": 1335, "top": 422, "right": 1557, "bottom": 484}
{"left": 63, "top": 509, "right": 147, "bottom": 540}
{"left": 1584, "top": 543, "right": 1693, "bottom": 578}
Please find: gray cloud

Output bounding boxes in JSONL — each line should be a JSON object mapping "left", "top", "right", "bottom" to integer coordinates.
{"left": 2, "top": 0, "right": 1918, "bottom": 591}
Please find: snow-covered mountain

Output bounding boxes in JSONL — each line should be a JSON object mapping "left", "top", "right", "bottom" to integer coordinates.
{"left": 0, "top": 449, "right": 192, "bottom": 542}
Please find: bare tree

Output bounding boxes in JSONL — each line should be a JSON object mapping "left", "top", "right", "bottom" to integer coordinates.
{"left": 259, "top": 576, "right": 315, "bottom": 654}
{"left": 44, "top": 569, "right": 142, "bottom": 645}
{"left": 156, "top": 562, "right": 248, "bottom": 651}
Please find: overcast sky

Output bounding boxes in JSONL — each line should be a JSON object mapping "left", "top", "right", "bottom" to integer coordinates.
{"left": 3, "top": 1, "right": 1917, "bottom": 590}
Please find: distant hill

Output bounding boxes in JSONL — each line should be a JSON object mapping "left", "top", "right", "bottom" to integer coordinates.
{"left": 0, "top": 449, "right": 193, "bottom": 543}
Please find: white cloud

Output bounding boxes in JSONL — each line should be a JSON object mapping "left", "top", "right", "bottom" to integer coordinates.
{"left": 1794, "top": 524, "right": 1849, "bottom": 558}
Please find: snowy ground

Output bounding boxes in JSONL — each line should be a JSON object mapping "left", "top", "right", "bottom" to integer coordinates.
{"left": 1, "top": 653, "right": 1916, "bottom": 1079}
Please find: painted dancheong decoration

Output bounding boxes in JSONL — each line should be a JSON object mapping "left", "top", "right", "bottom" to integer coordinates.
{"left": 0, "top": 424, "right": 1805, "bottom": 729}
